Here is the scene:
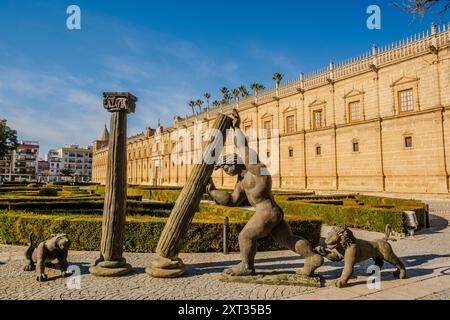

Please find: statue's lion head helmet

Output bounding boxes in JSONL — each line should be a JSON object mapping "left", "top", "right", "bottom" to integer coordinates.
{"left": 51, "top": 233, "right": 71, "bottom": 250}
{"left": 325, "top": 226, "right": 356, "bottom": 250}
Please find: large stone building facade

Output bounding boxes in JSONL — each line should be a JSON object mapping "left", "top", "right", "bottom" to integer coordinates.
{"left": 93, "top": 23, "right": 450, "bottom": 194}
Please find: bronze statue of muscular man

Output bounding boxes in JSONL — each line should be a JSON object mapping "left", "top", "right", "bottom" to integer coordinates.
{"left": 206, "top": 109, "right": 323, "bottom": 277}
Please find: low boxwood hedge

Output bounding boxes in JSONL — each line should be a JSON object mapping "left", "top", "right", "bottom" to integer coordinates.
{"left": 0, "top": 195, "right": 143, "bottom": 203}
{"left": 0, "top": 187, "right": 42, "bottom": 193}
{"left": 38, "top": 187, "right": 58, "bottom": 197}
{"left": 287, "top": 195, "right": 356, "bottom": 201}
{"left": 277, "top": 200, "right": 425, "bottom": 233}
{"left": 0, "top": 211, "right": 322, "bottom": 253}
{"left": 0, "top": 200, "right": 174, "bottom": 211}
{"left": 199, "top": 201, "right": 424, "bottom": 234}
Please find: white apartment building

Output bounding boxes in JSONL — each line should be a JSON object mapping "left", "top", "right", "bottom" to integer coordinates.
{"left": 47, "top": 145, "right": 93, "bottom": 182}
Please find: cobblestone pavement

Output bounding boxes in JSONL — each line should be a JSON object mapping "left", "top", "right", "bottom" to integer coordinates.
{"left": 0, "top": 247, "right": 320, "bottom": 300}
{"left": 0, "top": 200, "right": 449, "bottom": 300}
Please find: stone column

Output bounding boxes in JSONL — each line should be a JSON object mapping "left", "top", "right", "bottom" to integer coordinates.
{"left": 147, "top": 113, "right": 233, "bottom": 278}
{"left": 90, "top": 92, "right": 137, "bottom": 277}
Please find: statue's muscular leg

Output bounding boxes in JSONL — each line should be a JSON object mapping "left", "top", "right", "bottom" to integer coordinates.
{"left": 270, "top": 221, "right": 324, "bottom": 276}
{"left": 224, "top": 211, "right": 279, "bottom": 276}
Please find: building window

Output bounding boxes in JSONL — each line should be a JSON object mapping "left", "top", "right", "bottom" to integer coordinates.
{"left": 288, "top": 148, "right": 294, "bottom": 158}
{"left": 315, "top": 145, "right": 321, "bottom": 156}
{"left": 286, "top": 115, "right": 295, "bottom": 134}
{"left": 313, "top": 110, "right": 322, "bottom": 129}
{"left": 404, "top": 136, "right": 413, "bottom": 148}
{"left": 266, "top": 151, "right": 270, "bottom": 158}
{"left": 263, "top": 120, "right": 272, "bottom": 138}
{"left": 353, "top": 142, "right": 359, "bottom": 152}
{"left": 244, "top": 124, "right": 252, "bottom": 134}
{"left": 349, "top": 101, "right": 362, "bottom": 122}
{"left": 399, "top": 89, "right": 414, "bottom": 113}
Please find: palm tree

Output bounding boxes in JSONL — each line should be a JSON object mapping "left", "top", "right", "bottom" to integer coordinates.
{"left": 195, "top": 99, "right": 204, "bottom": 113}
{"left": 250, "top": 82, "right": 265, "bottom": 95}
{"left": 188, "top": 100, "right": 196, "bottom": 115}
{"left": 220, "top": 87, "right": 230, "bottom": 103}
{"left": 232, "top": 88, "right": 241, "bottom": 101}
{"left": 272, "top": 72, "right": 283, "bottom": 88}
{"left": 238, "top": 85, "right": 249, "bottom": 98}
{"left": 212, "top": 100, "right": 220, "bottom": 109}
{"left": 203, "top": 93, "right": 211, "bottom": 111}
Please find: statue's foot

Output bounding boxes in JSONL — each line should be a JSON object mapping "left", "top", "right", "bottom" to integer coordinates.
{"left": 297, "top": 254, "right": 324, "bottom": 277}
{"left": 394, "top": 268, "right": 407, "bottom": 279}
{"left": 223, "top": 263, "right": 255, "bottom": 276}
{"left": 333, "top": 279, "right": 347, "bottom": 288}
{"left": 23, "top": 264, "right": 35, "bottom": 272}
{"left": 36, "top": 274, "right": 48, "bottom": 282}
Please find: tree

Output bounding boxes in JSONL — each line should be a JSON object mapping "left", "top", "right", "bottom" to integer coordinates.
{"left": 188, "top": 100, "right": 196, "bottom": 115}
{"left": 195, "top": 99, "right": 204, "bottom": 113}
{"left": 394, "top": 0, "right": 450, "bottom": 18}
{"left": 232, "top": 88, "right": 241, "bottom": 101}
{"left": 220, "top": 87, "right": 231, "bottom": 103}
{"left": 0, "top": 119, "right": 18, "bottom": 181}
{"left": 59, "top": 168, "right": 73, "bottom": 182}
{"left": 60, "top": 169, "right": 72, "bottom": 176}
{"left": 212, "top": 100, "right": 221, "bottom": 109}
{"left": 238, "top": 85, "right": 249, "bottom": 98}
{"left": 0, "top": 119, "right": 18, "bottom": 159}
{"left": 272, "top": 72, "right": 284, "bottom": 87}
{"left": 203, "top": 93, "right": 211, "bottom": 111}
{"left": 250, "top": 82, "right": 266, "bottom": 96}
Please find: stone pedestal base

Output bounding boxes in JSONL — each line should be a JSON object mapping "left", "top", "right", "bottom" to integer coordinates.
{"left": 218, "top": 271, "right": 322, "bottom": 288}
{"left": 146, "top": 256, "right": 186, "bottom": 278}
{"left": 89, "top": 257, "right": 133, "bottom": 277}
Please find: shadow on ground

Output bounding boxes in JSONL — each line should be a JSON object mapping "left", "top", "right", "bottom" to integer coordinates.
{"left": 417, "top": 214, "right": 448, "bottom": 235}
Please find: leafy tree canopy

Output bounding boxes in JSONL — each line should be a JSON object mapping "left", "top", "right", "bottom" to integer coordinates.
{"left": 0, "top": 119, "right": 18, "bottom": 159}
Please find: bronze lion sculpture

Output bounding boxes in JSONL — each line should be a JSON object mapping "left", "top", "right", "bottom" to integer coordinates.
{"left": 315, "top": 225, "right": 406, "bottom": 288}
{"left": 23, "top": 233, "right": 72, "bottom": 282}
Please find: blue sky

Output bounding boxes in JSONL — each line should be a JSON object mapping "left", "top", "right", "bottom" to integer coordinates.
{"left": 0, "top": 0, "right": 447, "bottom": 156}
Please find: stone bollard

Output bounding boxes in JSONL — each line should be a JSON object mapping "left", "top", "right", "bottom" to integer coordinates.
{"left": 90, "top": 92, "right": 137, "bottom": 277}
{"left": 223, "top": 216, "right": 229, "bottom": 255}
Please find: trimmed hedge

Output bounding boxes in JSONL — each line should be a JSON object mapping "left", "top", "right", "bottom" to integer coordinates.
{"left": 277, "top": 200, "right": 425, "bottom": 233}
{"left": 354, "top": 195, "right": 423, "bottom": 207}
{"left": 304, "top": 200, "right": 345, "bottom": 206}
{"left": 0, "top": 187, "right": 42, "bottom": 193}
{"left": 287, "top": 195, "right": 355, "bottom": 201}
{"left": 0, "top": 195, "right": 143, "bottom": 203}
{"left": 199, "top": 201, "right": 425, "bottom": 234}
{"left": 0, "top": 211, "right": 322, "bottom": 253}
{"left": 38, "top": 187, "right": 58, "bottom": 197}
{"left": 0, "top": 200, "right": 173, "bottom": 211}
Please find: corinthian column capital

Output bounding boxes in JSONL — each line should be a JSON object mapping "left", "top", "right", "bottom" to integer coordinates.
{"left": 103, "top": 92, "right": 138, "bottom": 113}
